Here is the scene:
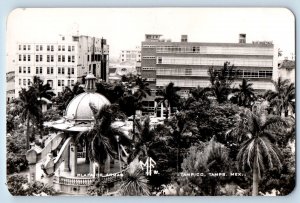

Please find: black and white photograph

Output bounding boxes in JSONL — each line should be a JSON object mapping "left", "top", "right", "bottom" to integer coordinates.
{"left": 5, "top": 8, "right": 295, "bottom": 196}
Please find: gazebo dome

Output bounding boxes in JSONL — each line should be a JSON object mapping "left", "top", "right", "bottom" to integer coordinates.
{"left": 65, "top": 92, "right": 110, "bottom": 121}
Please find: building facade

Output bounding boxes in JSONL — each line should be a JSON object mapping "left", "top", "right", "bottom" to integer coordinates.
{"left": 141, "top": 34, "right": 278, "bottom": 94}
{"left": 120, "top": 46, "right": 141, "bottom": 63}
{"left": 141, "top": 34, "right": 278, "bottom": 113}
{"left": 14, "top": 35, "right": 109, "bottom": 97}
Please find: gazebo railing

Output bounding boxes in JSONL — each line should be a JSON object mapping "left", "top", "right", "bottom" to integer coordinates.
{"left": 53, "top": 168, "right": 128, "bottom": 186}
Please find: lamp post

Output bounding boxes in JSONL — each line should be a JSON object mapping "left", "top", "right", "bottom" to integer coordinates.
{"left": 115, "top": 135, "right": 122, "bottom": 173}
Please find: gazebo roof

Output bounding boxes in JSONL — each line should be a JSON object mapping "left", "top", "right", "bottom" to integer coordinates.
{"left": 65, "top": 92, "right": 110, "bottom": 121}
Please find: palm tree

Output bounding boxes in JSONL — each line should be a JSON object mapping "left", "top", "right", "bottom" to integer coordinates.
{"left": 232, "top": 79, "right": 256, "bottom": 107}
{"left": 120, "top": 169, "right": 151, "bottom": 196}
{"left": 190, "top": 86, "right": 210, "bottom": 102}
{"left": 82, "top": 104, "right": 131, "bottom": 172}
{"left": 207, "top": 62, "right": 237, "bottom": 103}
{"left": 119, "top": 94, "right": 141, "bottom": 138}
{"left": 264, "top": 77, "right": 295, "bottom": 117}
{"left": 134, "top": 77, "right": 151, "bottom": 101}
{"left": 168, "top": 112, "right": 197, "bottom": 173}
{"left": 229, "top": 103, "right": 287, "bottom": 195}
{"left": 19, "top": 87, "right": 42, "bottom": 149}
{"left": 128, "top": 117, "right": 154, "bottom": 164}
{"left": 63, "top": 82, "right": 85, "bottom": 106}
{"left": 156, "top": 82, "right": 180, "bottom": 119}
{"left": 32, "top": 76, "right": 56, "bottom": 101}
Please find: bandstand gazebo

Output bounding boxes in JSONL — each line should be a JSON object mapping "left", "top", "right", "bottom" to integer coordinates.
{"left": 26, "top": 73, "right": 131, "bottom": 195}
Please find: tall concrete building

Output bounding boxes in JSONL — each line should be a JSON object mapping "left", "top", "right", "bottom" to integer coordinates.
{"left": 141, "top": 34, "right": 278, "bottom": 113}
{"left": 14, "top": 35, "right": 109, "bottom": 97}
{"left": 141, "top": 34, "right": 278, "bottom": 93}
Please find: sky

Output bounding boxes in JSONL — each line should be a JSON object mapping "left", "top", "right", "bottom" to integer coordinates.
{"left": 6, "top": 8, "right": 295, "bottom": 71}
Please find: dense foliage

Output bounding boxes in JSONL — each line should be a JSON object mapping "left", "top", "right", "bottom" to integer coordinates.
{"left": 6, "top": 68, "right": 295, "bottom": 196}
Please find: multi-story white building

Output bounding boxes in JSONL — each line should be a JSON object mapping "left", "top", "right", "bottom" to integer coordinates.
{"left": 14, "top": 35, "right": 109, "bottom": 97}
{"left": 120, "top": 46, "right": 141, "bottom": 62}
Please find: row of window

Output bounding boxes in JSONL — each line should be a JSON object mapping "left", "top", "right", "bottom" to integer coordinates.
{"left": 19, "top": 78, "right": 32, "bottom": 86}
{"left": 142, "top": 56, "right": 156, "bottom": 59}
{"left": 155, "top": 46, "right": 273, "bottom": 55}
{"left": 156, "top": 56, "right": 273, "bottom": 67}
{"left": 18, "top": 66, "right": 75, "bottom": 75}
{"left": 19, "top": 54, "right": 75, "bottom": 63}
{"left": 142, "top": 67, "right": 156, "bottom": 70}
{"left": 19, "top": 44, "right": 76, "bottom": 52}
{"left": 156, "top": 68, "right": 273, "bottom": 78}
{"left": 18, "top": 78, "right": 75, "bottom": 87}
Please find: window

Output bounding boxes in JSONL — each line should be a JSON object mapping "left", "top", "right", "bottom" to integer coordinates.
{"left": 58, "top": 55, "right": 61, "bottom": 62}
{"left": 157, "top": 57, "right": 162, "bottom": 64}
{"left": 185, "top": 68, "right": 192, "bottom": 75}
{"left": 51, "top": 45, "right": 54, "bottom": 51}
{"left": 19, "top": 66, "right": 22, "bottom": 73}
{"left": 19, "top": 55, "right": 22, "bottom": 61}
{"left": 71, "top": 68, "right": 74, "bottom": 74}
{"left": 62, "top": 45, "right": 65, "bottom": 51}
{"left": 51, "top": 55, "right": 54, "bottom": 62}
{"left": 61, "top": 80, "right": 64, "bottom": 86}
{"left": 19, "top": 79, "right": 21, "bottom": 85}
{"left": 51, "top": 67, "right": 54, "bottom": 74}
{"left": 47, "top": 67, "right": 50, "bottom": 74}
{"left": 71, "top": 80, "right": 74, "bottom": 85}
{"left": 36, "top": 45, "right": 39, "bottom": 51}
{"left": 58, "top": 80, "right": 61, "bottom": 86}
{"left": 68, "top": 46, "right": 71, "bottom": 51}
{"left": 72, "top": 46, "right": 75, "bottom": 51}
{"left": 40, "top": 45, "right": 43, "bottom": 51}
{"left": 23, "top": 67, "right": 26, "bottom": 73}
{"left": 62, "top": 55, "right": 65, "bottom": 62}
{"left": 28, "top": 45, "right": 31, "bottom": 51}
{"left": 23, "top": 55, "right": 26, "bottom": 61}
{"left": 28, "top": 79, "right": 30, "bottom": 85}
{"left": 36, "top": 67, "right": 39, "bottom": 74}
{"left": 47, "top": 80, "right": 53, "bottom": 88}
{"left": 28, "top": 67, "right": 31, "bottom": 74}
{"left": 40, "top": 67, "right": 43, "bottom": 74}
{"left": 47, "top": 55, "right": 50, "bottom": 62}
{"left": 19, "top": 45, "right": 21, "bottom": 50}
{"left": 23, "top": 79, "right": 26, "bottom": 86}
{"left": 47, "top": 45, "right": 50, "bottom": 51}
{"left": 62, "top": 67, "right": 65, "bottom": 74}
{"left": 58, "top": 45, "right": 61, "bottom": 51}
{"left": 68, "top": 80, "right": 70, "bottom": 86}
{"left": 58, "top": 67, "right": 61, "bottom": 74}
{"left": 40, "top": 55, "right": 43, "bottom": 62}
{"left": 23, "top": 45, "right": 26, "bottom": 51}
{"left": 72, "top": 55, "right": 75, "bottom": 63}
{"left": 68, "top": 55, "right": 71, "bottom": 62}
{"left": 36, "top": 55, "right": 39, "bottom": 62}
{"left": 28, "top": 55, "right": 31, "bottom": 61}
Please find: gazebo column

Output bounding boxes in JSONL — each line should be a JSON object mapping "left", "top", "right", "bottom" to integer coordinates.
{"left": 160, "top": 102, "right": 164, "bottom": 119}
{"left": 69, "top": 139, "right": 78, "bottom": 176}
{"left": 64, "top": 145, "right": 70, "bottom": 172}
{"left": 104, "top": 156, "right": 110, "bottom": 173}
{"left": 85, "top": 140, "right": 90, "bottom": 164}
